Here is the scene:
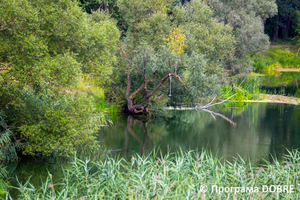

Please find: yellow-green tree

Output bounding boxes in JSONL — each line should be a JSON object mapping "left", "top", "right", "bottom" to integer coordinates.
{"left": 167, "top": 27, "right": 187, "bottom": 56}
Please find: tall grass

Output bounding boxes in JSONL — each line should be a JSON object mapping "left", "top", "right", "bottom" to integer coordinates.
{"left": 221, "top": 74, "right": 261, "bottom": 101}
{"left": 6, "top": 149, "right": 300, "bottom": 199}
{"left": 77, "top": 75, "right": 120, "bottom": 114}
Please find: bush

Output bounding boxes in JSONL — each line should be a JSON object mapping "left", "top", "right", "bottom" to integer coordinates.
{"left": 0, "top": 0, "right": 120, "bottom": 157}
{"left": 3, "top": 88, "right": 107, "bottom": 157}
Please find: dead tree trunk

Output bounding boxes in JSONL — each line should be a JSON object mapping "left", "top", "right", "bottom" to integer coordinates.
{"left": 119, "top": 46, "right": 186, "bottom": 114}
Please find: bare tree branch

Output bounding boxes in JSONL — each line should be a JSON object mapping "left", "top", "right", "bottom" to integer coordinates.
{"left": 209, "top": 112, "right": 216, "bottom": 120}
{"left": 125, "top": 71, "right": 186, "bottom": 113}
{"left": 196, "top": 94, "right": 237, "bottom": 109}
{"left": 156, "top": 94, "right": 164, "bottom": 100}
{"left": 129, "top": 71, "right": 157, "bottom": 99}
{"left": 204, "top": 95, "right": 217, "bottom": 107}
{"left": 201, "top": 108, "right": 236, "bottom": 126}
{"left": 144, "top": 73, "right": 186, "bottom": 101}
{"left": 192, "top": 93, "right": 238, "bottom": 126}
{"left": 239, "top": 77, "right": 246, "bottom": 86}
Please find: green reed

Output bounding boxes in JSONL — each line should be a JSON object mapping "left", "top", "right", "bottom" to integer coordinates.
{"left": 5, "top": 149, "right": 300, "bottom": 199}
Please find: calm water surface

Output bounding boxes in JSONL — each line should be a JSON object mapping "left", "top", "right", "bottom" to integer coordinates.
{"left": 7, "top": 102, "right": 300, "bottom": 194}
{"left": 102, "top": 102, "right": 300, "bottom": 164}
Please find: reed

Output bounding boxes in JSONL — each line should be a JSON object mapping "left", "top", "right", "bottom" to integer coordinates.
{"left": 6, "top": 149, "right": 300, "bottom": 199}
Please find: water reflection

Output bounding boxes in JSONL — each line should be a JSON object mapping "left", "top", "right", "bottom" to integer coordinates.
{"left": 260, "top": 72, "right": 300, "bottom": 97}
{"left": 103, "top": 103, "right": 300, "bottom": 164}
{"left": 124, "top": 115, "right": 155, "bottom": 159}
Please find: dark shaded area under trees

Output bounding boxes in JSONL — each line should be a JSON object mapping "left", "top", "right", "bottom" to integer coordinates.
{"left": 265, "top": 0, "right": 300, "bottom": 40}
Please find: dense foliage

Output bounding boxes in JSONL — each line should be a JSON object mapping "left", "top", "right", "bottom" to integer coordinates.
{"left": 203, "top": 0, "right": 277, "bottom": 73}
{"left": 0, "top": 0, "right": 294, "bottom": 157}
{"left": 0, "top": 0, "right": 120, "bottom": 157}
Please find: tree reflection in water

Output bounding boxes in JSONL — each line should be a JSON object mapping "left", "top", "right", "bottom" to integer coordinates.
{"left": 124, "top": 115, "right": 155, "bottom": 159}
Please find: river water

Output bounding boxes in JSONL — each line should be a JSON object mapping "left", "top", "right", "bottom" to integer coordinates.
{"left": 102, "top": 102, "right": 300, "bottom": 164}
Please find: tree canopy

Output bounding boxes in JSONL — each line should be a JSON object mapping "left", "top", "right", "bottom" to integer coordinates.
{"left": 0, "top": 0, "right": 282, "bottom": 158}
{"left": 0, "top": 0, "right": 120, "bottom": 158}
{"left": 202, "top": 0, "right": 277, "bottom": 72}
{"left": 106, "top": 0, "right": 236, "bottom": 113}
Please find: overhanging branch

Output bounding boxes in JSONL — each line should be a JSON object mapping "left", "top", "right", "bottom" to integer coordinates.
{"left": 129, "top": 71, "right": 157, "bottom": 99}
{"left": 201, "top": 108, "right": 236, "bottom": 126}
{"left": 143, "top": 73, "right": 186, "bottom": 101}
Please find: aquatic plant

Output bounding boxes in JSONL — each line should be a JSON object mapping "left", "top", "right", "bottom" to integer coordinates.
{"left": 6, "top": 149, "right": 300, "bottom": 199}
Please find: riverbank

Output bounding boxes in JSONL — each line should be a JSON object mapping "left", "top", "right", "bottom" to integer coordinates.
{"left": 229, "top": 94, "right": 299, "bottom": 105}
{"left": 169, "top": 94, "right": 300, "bottom": 108}
{"left": 258, "top": 94, "right": 299, "bottom": 105}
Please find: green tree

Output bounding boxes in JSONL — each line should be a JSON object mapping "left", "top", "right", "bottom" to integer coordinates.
{"left": 0, "top": 0, "right": 120, "bottom": 156}
{"left": 202, "top": 0, "right": 277, "bottom": 73}
{"left": 265, "top": 0, "right": 300, "bottom": 40}
{"left": 108, "top": 0, "right": 235, "bottom": 114}
{"left": 79, "top": 0, "right": 128, "bottom": 33}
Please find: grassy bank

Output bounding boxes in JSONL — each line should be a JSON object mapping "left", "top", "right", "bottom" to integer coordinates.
{"left": 252, "top": 39, "right": 300, "bottom": 74}
{"left": 4, "top": 150, "right": 300, "bottom": 199}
